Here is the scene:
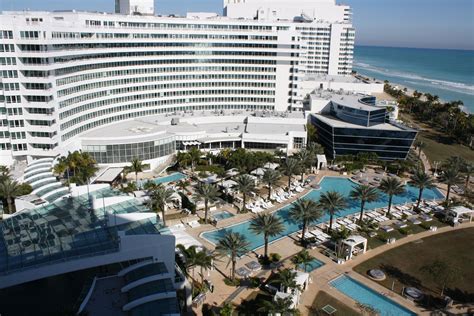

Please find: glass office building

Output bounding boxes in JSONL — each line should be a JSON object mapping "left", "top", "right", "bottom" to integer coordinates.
{"left": 310, "top": 95, "right": 417, "bottom": 160}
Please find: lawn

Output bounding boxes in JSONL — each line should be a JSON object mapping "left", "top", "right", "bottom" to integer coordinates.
{"left": 399, "top": 112, "right": 474, "bottom": 164}
{"left": 417, "top": 130, "right": 474, "bottom": 164}
{"left": 309, "top": 291, "right": 359, "bottom": 316}
{"left": 354, "top": 228, "right": 474, "bottom": 307}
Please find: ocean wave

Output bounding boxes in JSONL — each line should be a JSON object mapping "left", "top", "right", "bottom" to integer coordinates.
{"left": 354, "top": 62, "right": 474, "bottom": 95}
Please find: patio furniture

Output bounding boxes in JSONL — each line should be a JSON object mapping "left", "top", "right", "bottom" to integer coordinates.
{"left": 245, "top": 261, "right": 262, "bottom": 272}
{"left": 236, "top": 266, "right": 252, "bottom": 278}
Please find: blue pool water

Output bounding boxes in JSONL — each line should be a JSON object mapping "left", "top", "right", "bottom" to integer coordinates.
{"left": 212, "top": 211, "right": 234, "bottom": 221}
{"left": 298, "top": 258, "right": 325, "bottom": 272}
{"left": 152, "top": 172, "right": 186, "bottom": 184}
{"left": 201, "top": 177, "right": 443, "bottom": 250}
{"left": 330, "top": 275, "right": 416, "bottom": 316}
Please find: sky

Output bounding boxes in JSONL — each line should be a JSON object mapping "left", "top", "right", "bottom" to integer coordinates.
{"left": 0, "top": 0, "right": 473, "bottom": 50}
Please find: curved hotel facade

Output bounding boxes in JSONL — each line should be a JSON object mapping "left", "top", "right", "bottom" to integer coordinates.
{"left": 0, "top": 0, "right": 355, "bottom": 167}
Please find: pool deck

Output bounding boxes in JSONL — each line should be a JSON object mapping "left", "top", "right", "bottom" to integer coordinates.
{"left": 179, "top": 168, "right": 470, "bottom": 316}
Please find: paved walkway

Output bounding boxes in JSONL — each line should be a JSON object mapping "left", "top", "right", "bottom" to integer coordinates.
{"left": 298, "top": 223, "right": 474, "bottom": 316}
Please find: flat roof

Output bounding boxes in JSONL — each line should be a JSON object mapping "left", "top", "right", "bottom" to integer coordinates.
{"left": 312, "top": 114, "right": 414, "bottom": 131}
{"left": 81, "top": 110, "right": 305, "bottom": 141}
{"left": 95, "top": 167, "right": 124, "bottom": 183}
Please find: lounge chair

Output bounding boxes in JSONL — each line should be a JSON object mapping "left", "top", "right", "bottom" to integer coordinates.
{"left": 245, "top": 261, "right": 262, "bottom": 272}
{"left": 187, "top": 220, "right": 201, "bottom": 228}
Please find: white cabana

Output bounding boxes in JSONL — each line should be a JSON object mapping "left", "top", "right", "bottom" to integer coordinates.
{"left": 201, "top": 174, "right": 219, "bottom": 184}
{"left": 447, "top": 206, "right": 473, "bottom": 223}
{"left": 250, "top": 168, "right": 265, "bottom": 176}
{"left": 264, "top": 162, "right": 279, "bottom": 170}
{"left": 316, "top": 154, "right": 327, "bottom": 170}
{"left": 221, "top": 179, "right": 237, "bottom": 188}
{"left": 226, "top": 168, "right": 239, "bottom": 177}
{"left": 342, "top": 235, "right": 367, "bottom": 260}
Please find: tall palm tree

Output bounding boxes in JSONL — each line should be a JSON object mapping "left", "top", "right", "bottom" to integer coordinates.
{"left": 257, "top": 296, "right": 295, "bottom": 315}
{"left": 194, "top": 183, "right": 220, "bottom": 223}
{"left": 283, "top": 158, "right": 300, "bottom": 190}
{"left": 288, "top": 199, "right": 322, "bottom": 244}
{"left": 0, "top": 166, "right": 10, "bottom": 182}
{"left": 291, "top": 250, "right": 314, "bottom": 272}
{"left": 463, "top": 162, "right": 473, "bottom": 192}
{"left": 262, "top": 169, "right": 281, "bottom": 200}
{"left": 379, "top": 177, "right": 405, "bottom": 215}
{"left": 330, "top": 227, "right": 351, "bottom": 259}
{"left": 129, "top": 157, "right": 144, "bottom": 182}
{"left": 188, "top": 147, "right": 202, "bottom": 171}
{"left": 410, "top": 169, "right": 435, "bottom": 209}
{"left": 350, "top": 185, "right": 380, "bottom": 222}
{"left": 296, "top": 148, "right": 314, "bottom": 182}
{"left": 414, "top": 140, "right": 426, "bottom": 158}
{"left": 269, "top": 269, "right": 299, "bottom": 293}
{"left": 440, "top": 167, "right": 463, "bottom": 203}
{"left": 176, "top": 244, "right": 200, "bottom": 281}
{"left": 0, "top": 178, "right": 23, "bottom": 214}
{"left": 249, "top": 213, "right": 284, "bottom": 260}
{"left": 195, "top": 250, "right": 215, "bottom": 285}
{"left": 148, "top": 185, "right": 174, "bottom": 226}
{"left": 215, "top": 232, "right": 250, "bottom": 281}
{"left": 318, "top": 191, "right": 347, "bottom": 232}
{"left": 235, "top": 174, "right": 255, "bottom": 213}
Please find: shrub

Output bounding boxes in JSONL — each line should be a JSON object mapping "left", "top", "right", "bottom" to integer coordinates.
{"left": 420, "top": 222, "right": 431, "bottom": 230}
{"left": 398, "top": 227, "right": 411, "bottom": 235}
{"left": 179, "top": 192, "right": 196, "bottom": 213}
{"left": 224, "top": 278, "right": 240, "bottom": 287}
{"left": 269, "top": 253, "right": 281, "bottom": 263}
{"left": 377, "top": 232, "right": 389, "bottom": 242}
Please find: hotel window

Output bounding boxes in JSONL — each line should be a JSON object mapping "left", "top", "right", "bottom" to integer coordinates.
{"left": 293, "top": 137, "right": 305, "bottom": 149}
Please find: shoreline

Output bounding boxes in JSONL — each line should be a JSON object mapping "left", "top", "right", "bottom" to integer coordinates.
{"left": 354, "top": 72, "right": 472, "bottom": 114}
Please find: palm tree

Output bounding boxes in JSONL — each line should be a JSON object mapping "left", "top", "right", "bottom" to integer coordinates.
{"left": 330, "top": 227, "right": 351, "bottom": 259}
{"left": 288, "top": 199, "right": 322, "bottom": 244}
{"left": 270, "top": 269, "right": 299, "bottom": 293}
{"left": 414, "top": 140, "right": 426, "bottom": 158}
{"left": 194, "top": 183, "right": 221, "bottom": 223}
{"left": 296, "top": 148, "right": 313, "bottom": 182}
{"left": 291, "top": 250, "right": 314, "bottom": 272}
{"left": 283, "top": 158, "right": 300, "bottom": 190}
{"left": 235, "top": 174, "right": 255, "bottom": 213}
{"left": 410, "top": 169, "right": 435, "bottom": 209}
{"left": 262, "top": 169, "right": 281, "bottom": 200}
{"left": 350, "top": 185, "right": 380, "bottom": 222}
{"left": 176, "top": 244, "right": 200, "bottom": 281}
{"left": 0, "top": 178, "right": 22, "bottom": 214}
{"left": 195, "top": 250, "right": 215, "bottom": 286}
{"left": 148, "top": 185, "right": 174, "bottom": 226}
{"left": 318, "top": 191, "right": 347, "bottom": 232}
{"left": 463, "top": 162, "right": 473, "bottom": 192}
{"left": 188, "top": 147, "right": 202, "bottom": 171}
{"left": 379, "top": 177, "right": 405, "bottom": 215}
{"left": 249, "top": 213, "right": 284, "bottom": 260}
{"left": 129, "top": 157, "right": 144, "bottom": 182}
{"left": 215, "top": 232, "right": 250, "bottom": 281}
{"left": 440, "top": 167, "right": 463, "bottom": 203}
{"left": 257, "top": 296, "right": 295, "bottom": 315}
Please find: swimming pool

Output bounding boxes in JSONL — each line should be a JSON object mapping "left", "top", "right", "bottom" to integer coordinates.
{"left": 139, "top": 172, "right": 188, "bottom": 186}
{"left": 298, "top": 258, "right": 325, "bottom": 272}
{"left": 201, "top": 176, "right": 443, "bottom": 250}
{"left": 212, "top": 211, "right": 235, "bottom": 221}
{"left": 330, "top": 275, "right": 416, "bottom": 316}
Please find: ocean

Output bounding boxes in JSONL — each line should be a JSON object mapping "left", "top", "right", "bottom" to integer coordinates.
{"left": 353, "top": 46, "right": 474, "bottom": 113}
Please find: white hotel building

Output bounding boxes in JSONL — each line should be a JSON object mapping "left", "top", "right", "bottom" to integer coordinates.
{"left": 0, "top": 0, "right": 360, "bottom": 168}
